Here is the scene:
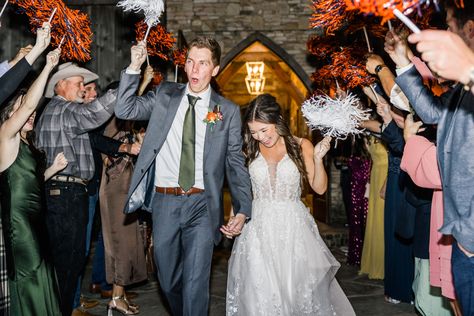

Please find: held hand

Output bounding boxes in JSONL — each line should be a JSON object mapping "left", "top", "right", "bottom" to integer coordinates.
{"left": 384, "top": 30, "right": 411, "bottom": 68}
{"left": 129, "top": 41, "right": 147, "bottom": 71}
{"left": 220, "top": 213, "right": 247, "bottom": 238}
{"left": 52, "top": 152, "right": 68, "bottom": 172}
{"left": 314, "top": 136, "right": 331, "bottom": 161}
{"left": 34, "top": 22, "right": 52, "bottom": 52}
{"left": 365, "top": 54, "right": 385, "bottom": 75}
{"left": 45, "top": 48, "right": 61, "bottom": 69}
{"left": 403, "top": 114, "right": 424, "bottom": 141}
{"left": 9, "top": 45, "right": 33, "bottom": 66}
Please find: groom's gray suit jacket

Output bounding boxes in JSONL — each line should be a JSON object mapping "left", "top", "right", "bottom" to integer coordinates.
{"left": 115, "top": 71, "right": 252, "bottom": 243}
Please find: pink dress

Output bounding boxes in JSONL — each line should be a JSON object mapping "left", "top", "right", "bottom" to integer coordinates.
{"left": 400, "top": 135, "right": 455, "bottom": 299}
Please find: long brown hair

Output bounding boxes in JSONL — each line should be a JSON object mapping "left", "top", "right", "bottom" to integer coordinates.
{"left": 242, "top": 94, "right": 308, "bottom": 188}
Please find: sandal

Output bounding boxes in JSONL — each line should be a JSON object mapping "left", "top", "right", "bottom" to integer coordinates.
{"left": 107, "top": 296, "right": 139, "bottom": 315}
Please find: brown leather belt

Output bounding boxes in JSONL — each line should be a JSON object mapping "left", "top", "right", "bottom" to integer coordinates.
{"left": 50, "top": 175, "right": 88, "bottom": 186}
{"left": 155, "top": 186, "right": 205, "bottom": 196}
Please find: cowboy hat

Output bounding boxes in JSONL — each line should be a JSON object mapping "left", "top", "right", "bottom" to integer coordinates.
{"left": 44, "top": 62, "right": 99, "bottom": 98}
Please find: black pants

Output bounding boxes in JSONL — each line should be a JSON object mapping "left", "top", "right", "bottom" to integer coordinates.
{"left": 45, "top": 181, "right": 88, "bottom": 316}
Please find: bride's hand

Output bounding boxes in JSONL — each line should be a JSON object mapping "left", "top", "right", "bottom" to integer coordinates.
{"left": 221, "top": 213, "right": 247, "bottom": 238}
{"left": 314, "top": 136, "right": 331, "bottom": 161}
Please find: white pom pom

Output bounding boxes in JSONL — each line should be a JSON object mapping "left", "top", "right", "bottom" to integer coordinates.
{"left": 117, "top": 0, "right": 164, "bottom": 26}
{"left": 301, "top": 92, "right": 371, "bottom": 140}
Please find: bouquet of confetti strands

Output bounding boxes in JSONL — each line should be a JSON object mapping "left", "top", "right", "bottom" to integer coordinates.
{"left": 118, "top": 0, "right": 164, "bottom": 41}
{"left": 135, "top": 20, "right": 175, "bottom": 60}
{"left": 14, "top": 0, "right": 92, "bottom": 61}
{"left": 301, "top": 92, "right": 371, "bottom": 139}
{"left": 310, "top": 0, "right": 354, "bottom": 35}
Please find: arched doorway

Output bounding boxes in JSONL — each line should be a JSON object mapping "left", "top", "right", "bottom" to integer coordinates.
{"left": 216, "top": 32, "right": 311, "bottom": 138}
{"left": 216, "top": 32, "right": 328, "bottom": 221}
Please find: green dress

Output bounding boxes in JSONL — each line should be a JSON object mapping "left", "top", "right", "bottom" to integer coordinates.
{"left": 0, "top": 141, "right": 61, "bottom": 316}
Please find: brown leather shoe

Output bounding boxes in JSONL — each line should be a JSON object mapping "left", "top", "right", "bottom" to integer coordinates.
{"left": 88, "top": 283, "right": 101, "bottom": 294}
{"left": 80, "top": 296, "right": 99, "bottom": 309}
{"left": 71, "top": 307, "right": 98, "bottom": 316}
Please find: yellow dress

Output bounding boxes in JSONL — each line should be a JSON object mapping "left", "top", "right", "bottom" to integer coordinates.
{"left": 359, "top": 137, "right": 388, "bottom": 279}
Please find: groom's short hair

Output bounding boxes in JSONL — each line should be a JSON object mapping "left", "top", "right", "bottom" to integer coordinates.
{"left": 188, "top": 36, "right": 221, "bottom": 66}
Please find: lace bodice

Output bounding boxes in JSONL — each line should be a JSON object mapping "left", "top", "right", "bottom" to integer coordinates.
{"left": 249, "top": 153, "right": 301, "bottom": 202}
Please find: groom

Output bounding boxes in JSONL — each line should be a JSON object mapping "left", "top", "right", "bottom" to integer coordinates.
{"left": 115, "top": 37, "right": 252, "bottom": 315}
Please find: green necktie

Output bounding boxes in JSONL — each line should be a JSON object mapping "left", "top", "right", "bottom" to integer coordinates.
{"left": 179, "top": 94, "right": 200, "bottom": 191}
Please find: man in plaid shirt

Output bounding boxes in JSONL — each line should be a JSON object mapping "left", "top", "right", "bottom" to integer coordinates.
{"left": 35, "top": 62, "right": 116, "bottom": 316}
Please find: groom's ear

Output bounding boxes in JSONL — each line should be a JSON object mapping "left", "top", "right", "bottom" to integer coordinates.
{"left": 212, "top": 65, "right": 220, "bottom": 77}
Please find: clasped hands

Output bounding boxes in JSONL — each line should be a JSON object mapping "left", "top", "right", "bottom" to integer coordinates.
{"left": 220, "top": 213, "right": 247, "bottom": 239}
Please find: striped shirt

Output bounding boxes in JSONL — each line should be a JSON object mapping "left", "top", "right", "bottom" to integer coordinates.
{"left": 36, "top": 90, "right": 116, "bottom": 180}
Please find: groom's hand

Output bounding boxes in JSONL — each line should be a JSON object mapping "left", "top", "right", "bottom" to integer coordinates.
{"left": 220, "top": 213, "right": 247, "bottom": 239}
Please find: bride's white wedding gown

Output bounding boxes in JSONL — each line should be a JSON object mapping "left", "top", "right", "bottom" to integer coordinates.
{"left": 226, "top": 153, "right": 355, "bottom": 315}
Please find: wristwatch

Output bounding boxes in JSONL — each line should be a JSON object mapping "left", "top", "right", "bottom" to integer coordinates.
{"left": 463, "top": 67, "right": 474, "bottom": 91}
{"left": 375, "top": 64, "right": 386, "bottom": 75}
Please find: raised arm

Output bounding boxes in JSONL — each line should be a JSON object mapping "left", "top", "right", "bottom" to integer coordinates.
{"left": 115, "top": 41, "right": 156, "bottom": 121}
{"left": 0, "top": 48, "right": 59, "bottom": 141}
{"left": 0, "top": 23, "right": 51, "bottom": 107}
{"left": 302, "top": 136, "right": 331, "bottom": 195}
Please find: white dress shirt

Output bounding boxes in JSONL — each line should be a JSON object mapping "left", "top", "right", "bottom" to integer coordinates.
{"left": 154, "top": 85, "right": 211, "bottom": 189}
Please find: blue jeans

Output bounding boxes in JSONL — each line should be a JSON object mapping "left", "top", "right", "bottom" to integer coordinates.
{"left": 452, "top": 241, "right": 474, "bottom": 315}
{"left": 45, "top": 181, "right": 88, "bottom": 316}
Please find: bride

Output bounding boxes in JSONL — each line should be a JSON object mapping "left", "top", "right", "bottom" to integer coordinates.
{"left": 222, "top": 94, "right": 355, "bottom": 315}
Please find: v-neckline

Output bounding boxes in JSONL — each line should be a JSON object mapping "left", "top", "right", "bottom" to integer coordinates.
{"left": 260, "top": 152, "right": 288, "bottom": 166}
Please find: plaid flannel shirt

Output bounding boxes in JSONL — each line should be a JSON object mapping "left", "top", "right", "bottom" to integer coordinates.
{"left": 0, "top": 222, "right": 9, "bottom": 315}
{"left": 36, "top": 90, "right": 117, "bottom": 180}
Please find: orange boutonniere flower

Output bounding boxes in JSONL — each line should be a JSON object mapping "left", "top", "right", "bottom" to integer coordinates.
{"left": 203, "top": 105, "right": 223, "bottom": 130}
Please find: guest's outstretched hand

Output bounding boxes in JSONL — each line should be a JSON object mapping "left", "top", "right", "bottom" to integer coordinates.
{"left": 408, "top": 30, "right": 474, "bottom": 90}
{"left": 45, "top": 48, "right": 61, "bottom": 70}
{"left": 384, "top": 30, "right": 411, "bottom": 68}
{"left": 9, "top": 45, "right": 33, "bottom": 67}
{"left": 25, "top": 22, "right": 52, "bottom": 65}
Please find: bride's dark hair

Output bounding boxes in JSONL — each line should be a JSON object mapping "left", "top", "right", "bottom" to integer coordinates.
{"left": 242, "top": 93, "right": 308, "bottom": 188}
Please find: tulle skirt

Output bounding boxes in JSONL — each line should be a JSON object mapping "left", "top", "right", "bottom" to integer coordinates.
{"left": 226, "top": 199, "right": 355, "bottom": 316}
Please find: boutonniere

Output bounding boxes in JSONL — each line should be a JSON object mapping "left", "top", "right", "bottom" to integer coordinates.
{"left": 203, "top": 105, "right": 223, "bottom": 130}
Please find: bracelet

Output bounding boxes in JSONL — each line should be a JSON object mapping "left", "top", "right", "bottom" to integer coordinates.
{"left": 375, "top": 64, "right": 386, "bottom": 74}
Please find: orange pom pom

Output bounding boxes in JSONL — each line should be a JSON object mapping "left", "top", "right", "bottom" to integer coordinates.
{"left": 13, "top": 0, "right": 93, "bottom": 62}
{"left": 172, "top": 48, "right": 187, "bottom": 68}
{"left": 135, "top": 20, "right": 175, "bottom": 60}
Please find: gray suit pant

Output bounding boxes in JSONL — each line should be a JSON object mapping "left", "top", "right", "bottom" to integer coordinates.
{"left": 152, "top": 192, "right": 214, "bottom": 316}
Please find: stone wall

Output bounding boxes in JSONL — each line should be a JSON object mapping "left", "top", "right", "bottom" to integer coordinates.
{"left": 166, "top": 0, "right": 314, "bottom": 75}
